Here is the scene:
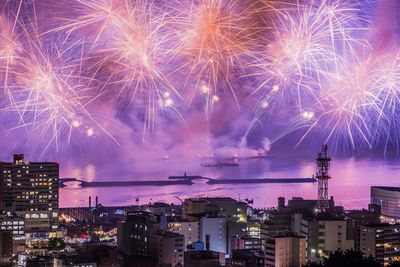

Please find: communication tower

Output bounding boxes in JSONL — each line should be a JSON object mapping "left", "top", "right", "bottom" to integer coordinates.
{"left": 315, "top": 144, "right": 331, "bottom": 212}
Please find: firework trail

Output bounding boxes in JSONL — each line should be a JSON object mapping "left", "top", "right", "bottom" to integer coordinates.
{"left": 56, "top": 0, "right": 184, "bottom": 137}
{"left": 303, "top": 55, "right": 380, "bottom": 150}
{"left": 0, "top": 1, "right": 25, "bottom": 114}
{"left": 367, "top": 52, "right": 400, "bottom": 150}
{"left": 273, "top": 50, "right": 400, "bottom": 152}
{"left": 251, "top": 0, "right": 370, "bottom": 114}
{"left": 170, "top": 0, "right": 260, "bottom": 116}
{"left": 0, "top": 0, "right": 398, "bottom": 157}
{"left": 243, "top": 0, "right": 378, "bottom": 150}
{"left": 0, "top": 1, "right": 116, "bottom": 156}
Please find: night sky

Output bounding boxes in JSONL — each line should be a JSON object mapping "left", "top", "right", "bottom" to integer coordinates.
{"left": 0, "top": 0, "right": 399, "bottom": 169}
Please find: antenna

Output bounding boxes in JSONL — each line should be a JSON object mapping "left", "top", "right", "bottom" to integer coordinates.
{"left": 315, "top": 144, "right": 331, "bottom": 212}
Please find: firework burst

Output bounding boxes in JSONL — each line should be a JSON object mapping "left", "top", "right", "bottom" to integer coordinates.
{"left": 0, "top": 2, "right": 114, "bottom": 155}
{"left": 251, "top": 0, "right": 370, "bottom": 117}
{"left": 0, "top": 0, "right": 398, "bottom": 156}
{"left": 276, "top": 50, "right": 400, "bottom": 152}
{"left": 171, "top": 0, "right": 260, "bottom": 115}
{"left": 60, "top": 0, "right": 184, "bottom": 137}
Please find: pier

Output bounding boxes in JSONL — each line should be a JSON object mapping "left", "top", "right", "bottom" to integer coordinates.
{"left": 59, "top": 175, "right": 316, "bottom": 188}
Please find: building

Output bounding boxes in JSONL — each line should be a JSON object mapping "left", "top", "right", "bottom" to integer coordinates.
{"left": 0, "top": 154, "right": 59, "bottom": 251}
{"left": 0, "top": 213, "right": 25, "bottom": 254}
{"left": 293, "top": 214, "right": 354, "bottom": 262}
{"left": 117, "top": 211, "right": 166, "bottom": 256}
{"left": 371, "top": 186, "right": 400, "bottom": 223}
{"left": 287, "top": 197, "right": 334, "bottom": 213}
{"left": 151, "top": 230, "right": 184, "bottom": 267}
{"left": 145, "top": 202, "right": 182, "bottom": 217}
{"left": 183, "top": 197, "right": 247, "bottom": 223}
{"left": 345, "top": 207, "right": 381, "bottom": 251}
{"left": 246, "top": 222, "right": 261, "bottom": 239}
{"left": 264, "top": 233, "right": 306, "bottom": 267}
{"left": 359, "top": 224, "right": 400, "bottom": 266}
{"left": 227, "top": 222, "right": 247, "bottom": 254}
{"left": 229, "top": 249, "right": 265, "bottom": 267}
{"left": 168, "top": 219, "right": 199, "bottom": 250}
{"left": 0, "top": 154, "right": 59, "bottom": 233}
{"left": 231, "top": 236, "right": 263, "bottom": 251}
{"left": 118, "top": 211, "right": 185, "bottom": 266}
{"left": 260, "top": 210, "right": 292, "bottom": 240}
{"left": 187, "top": 241, "right": 205, "bottom": 251}
{"left": 199, "top": 217, "right": 227, "bottom": 254}
{"left": 0, "top": 231, "right": 12, "bottom": 265}
{"left": 225, "top": 258, "right": 246, "bottom": 267}
{"left": 53, "top": 258, "right": 98, "bottom": 267}
{"left": 184, "top": 250, "right": 224, "bottom": 267}
{"left": 61, "top": 204, "right": 127, "bottom": 225}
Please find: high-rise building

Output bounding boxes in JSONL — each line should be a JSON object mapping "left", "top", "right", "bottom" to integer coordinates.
{"left": 0, "top": 154, "right": 59, "bottom": 249}
{"left": 293, "top": 214, "right": 354, "bottom": 262}
{"left": 200, "top": 217, "right": 228, "bottom": 254}
{"left": 359, "top": 224, "right": 400, "bottom": 266}
{"left": 168, "top": 219, "right": 199, "bottom": 250}
{"left": 150, "top": 231, "right": 184, "bottom": 267}
{"left": 264, "top": 233, "right": 306, "bottom": 267}
{"left": 117, "top": 211, "right": 166, "bottom": 256}
{"left": 118, "top": 211, "right": 185, "bottom": 266}
{"left": 371, "top": 186, "right": 400, "bottom": 223}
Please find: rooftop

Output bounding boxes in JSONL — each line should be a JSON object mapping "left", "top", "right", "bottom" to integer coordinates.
{"left": 155, "top": 230, "right": 184, "bottom": 238}
{"left": 372, "top": 186, "right": 400, "bottom": 192}
{"left": 185, "top": 250, "right": 221, "bottom": 260}
{"left": 233, "top": 249, "right": 264, "bottom": 258}
{"left": 362, "top": 223, "right": 400, "bottom": 228}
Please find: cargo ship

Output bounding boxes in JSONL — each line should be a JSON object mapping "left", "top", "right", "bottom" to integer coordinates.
{"left": 201, "top": 161, "right": 239, "bottom": 167}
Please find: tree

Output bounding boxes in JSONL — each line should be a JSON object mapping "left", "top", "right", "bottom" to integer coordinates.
{"left": 303, "top": 263, "right": 323, "bottom": 267}
{"left": 303, "top": 250, "right": 380, "bottom": 267}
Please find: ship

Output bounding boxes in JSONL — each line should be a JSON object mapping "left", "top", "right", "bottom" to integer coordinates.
{"left": 201, "top": 161, "right": 239, "bottom": 167}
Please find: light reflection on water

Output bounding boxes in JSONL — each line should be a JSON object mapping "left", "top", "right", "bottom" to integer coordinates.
{"left": 60, "top": 156, "right": 400, "bottom": 209}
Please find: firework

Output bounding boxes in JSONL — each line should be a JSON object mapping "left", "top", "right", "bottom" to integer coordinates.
{"left": 369, "top": 52, "right": 400, "bottom": 150}
{"left": 307, "top": 56, "right": 379, "bottom": 150}
{"left": 0, "top": 13, "right": 22, "bottom": 67}
{"left": 171, "top": 0, "right": 260, "bottom": 115}
{"left": 0, "top": 2, "right": 115, "bottom": 155}
{"left": 50, "top": 0, "right": 125, "bottom": 47}
{"left": 251, "top": 0, "right": 370, "bottom": 117}
{"left": 0, "top": 0, "right": 397, "bottom": 156}
{"left": 0, "top": 1, "right": 25, "bottom": 111}
{"left": 59, "top": 0, "right": 184, "bottom": 136}
{"left": 276, "top": 51, "right": 400, "bottom": 151}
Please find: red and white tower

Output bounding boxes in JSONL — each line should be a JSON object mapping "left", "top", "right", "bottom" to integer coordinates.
{"left": 315, "top": 144, "right": 331, "bottom": 212}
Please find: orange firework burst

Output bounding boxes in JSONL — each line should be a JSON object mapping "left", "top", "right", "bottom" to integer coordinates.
{"left": 171, "top": 0, "right": 261, "bottom": 115}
